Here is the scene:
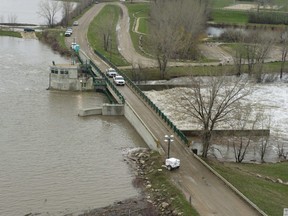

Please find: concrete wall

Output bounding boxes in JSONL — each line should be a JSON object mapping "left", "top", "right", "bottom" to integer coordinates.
{"left": 49, "top": 74, "right": 94, "bottom": 91}
{"left": 78, "top": 107, "right": 102, "bottom": 116}
{"left": 102, "top": 104, "right": 124, "bottom": 115}
{"left": 124, "top": 102, "right": 164, "bottom": 154}
{"left": 182, "top": 129, "right": 270, "bottom": 137}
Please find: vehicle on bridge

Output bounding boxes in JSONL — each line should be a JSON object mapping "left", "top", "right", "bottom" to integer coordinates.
{"left": 106, "top": 68, "right": 118, "bottom": 77}
{"left": 113, "top": 75, "right": 125, "bottom": 86}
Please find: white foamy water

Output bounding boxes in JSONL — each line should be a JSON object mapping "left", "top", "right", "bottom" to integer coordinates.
{"left": 145, "top": 78, "right": 288, "bottom": 162}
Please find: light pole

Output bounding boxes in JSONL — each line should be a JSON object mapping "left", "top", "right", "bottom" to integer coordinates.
{"left": 164, "top": 135, "right": 174, "bottom": 159}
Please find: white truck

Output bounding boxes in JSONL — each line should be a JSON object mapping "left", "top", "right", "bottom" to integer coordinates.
{"left": 165, "top": 157, "right": 180, "bottom": 171}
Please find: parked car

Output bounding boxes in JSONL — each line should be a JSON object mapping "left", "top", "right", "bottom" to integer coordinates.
{"left": 106, "top": 68, "right": 117, "bottom": 78}
{"left": 24, "top": 28, "right": 35, "bottom": 32}
{"left": 65, "top": 31, "right": 71, "bottom": 37}
{"left": 73, "top": 21, "right": 79, "bottom": 26}
{"left": 113, "top": 75, "right": 125, "bottom": 86}
{"left": 64, "top": 27, "right": 73, "bottom": 37}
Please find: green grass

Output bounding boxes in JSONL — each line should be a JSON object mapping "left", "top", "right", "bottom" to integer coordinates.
{"left": 122, "top": 64, "right": 233, "bottom": 81}
{"left": 87, "top": 4, "right": 129, "bottom": 66}
{"left": 138, "top": 17, "right": 148, "bottom": 35}
{"left": 211, "top": 0, "right": 234, "bottom": 9}
{"left": 122, "top": 60, "right": 284, "bottom": 81}
{"left": 212, "top": 9, "right": 249, "bottom": 24}
{"left": 126, "top": 3, "right": 150, "bottom": 56}
{"left": 0, "top": 29, "right": 22, "bottom": 38}
{"left": 146, "top": 152, "right": 199, "bottom": 216}
{"left": 207, "top": 160, "right": 288, "bottom": 216}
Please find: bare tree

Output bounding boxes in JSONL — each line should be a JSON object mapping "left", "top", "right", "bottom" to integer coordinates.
{"left": 8, "top": 14, "right": 17, "bottom": 24}
{"left": 72, "top": 0, "right": 93, "bottom": 19}
{"left": 229, "top": 30, "right": 247, "bottom": 76}
{"left": 255, "top": 0, "right": 274, "bottom": 12}
{"left": 61, "top": 1, "right": 74, "bottom": 26}
{"left": 279, "top": 28, "right": 288, "bottom": 79}
{"left": 244, "top": 30, "right": 274, "bottom": 82}
{"left": 277, "top": 143, "right": 287, "bottom": 160}
{"left": 253, "top": 114, "right": 271, "bottom": 163}
{"left": 0, "top": 15, "right": 4, "bottom": 24}
{"left": 38, "top": 0, "right": 60, "bottom": 27}
{"left": 97, "top": 17, "right": 114, "bottom": 52}
{"left": 148, "top": 0, "right": 209, "bottom": 79}
{"left": 228, "top": 107, "right": 260, "bottom": 163}
{"left": 173, "top": 75, "right": 251, "bottom": 158}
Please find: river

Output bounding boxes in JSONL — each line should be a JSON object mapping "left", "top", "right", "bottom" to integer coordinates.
{"left": 145, "top": 77, "right": 288, "bottom": 163}
{"left": 0, "top": 37, "right": 146, "bottom": 216}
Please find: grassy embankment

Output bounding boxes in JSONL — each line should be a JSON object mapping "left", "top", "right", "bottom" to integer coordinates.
{"left": 208, "top": 160, "right": 288, "bottom": 216}
{"left": 87, "top": 4, "right": 129, "bottom": 66}
{"left": 0, "top": 29, "right": 22, "bottom": 38}
{"left": 37, "top": 29, "right": 71, "bottom": 57}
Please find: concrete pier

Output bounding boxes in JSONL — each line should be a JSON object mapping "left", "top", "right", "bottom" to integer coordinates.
{"left": 78, "top": 104, "right": 125, "bottom": 116}
{"left": 78, "top": 107, "right": 102, "bottom": 116}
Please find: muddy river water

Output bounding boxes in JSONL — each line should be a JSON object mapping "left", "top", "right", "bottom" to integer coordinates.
{"left": 0, "top": 37, "right": 146, "bottom": 216}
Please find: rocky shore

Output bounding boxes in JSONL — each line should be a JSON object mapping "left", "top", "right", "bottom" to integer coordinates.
{"left": 79, "top": 148, "right": 186, "bottom": 216}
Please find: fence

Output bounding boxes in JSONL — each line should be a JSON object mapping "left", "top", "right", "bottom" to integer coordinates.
{"left": 76, "top": 51, "right": 125, "bottom": 104}
{"left": 94, "top": 49, "right": 189, "bottom": 146}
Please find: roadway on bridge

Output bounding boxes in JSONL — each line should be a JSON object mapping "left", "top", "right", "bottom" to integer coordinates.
{"left": 66, "top": 3, "right": 262, "bottom": 216}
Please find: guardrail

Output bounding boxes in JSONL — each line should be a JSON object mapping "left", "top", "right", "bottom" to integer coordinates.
{"left": 76, "top": 51, "right": 125, "bottom": 104}
{"left": 94, "top": 49, "right": 189, "bottom": 146}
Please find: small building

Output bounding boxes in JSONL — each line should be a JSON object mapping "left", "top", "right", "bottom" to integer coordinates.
{"left": 48, "top": 63, "right": 94, "bottom": 91}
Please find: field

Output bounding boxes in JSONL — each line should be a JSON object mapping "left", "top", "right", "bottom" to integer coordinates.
{"left": 208, "top": 160, "right": 288, "bottom": 216}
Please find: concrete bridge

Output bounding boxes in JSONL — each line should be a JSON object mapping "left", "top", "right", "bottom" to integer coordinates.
{"left": 65, "top": 3, "right": 267, "bottom": 216}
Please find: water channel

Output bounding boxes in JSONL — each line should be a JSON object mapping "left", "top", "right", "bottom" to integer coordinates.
{"left": 0, "top": 37, "right": 147, "bottom": 216}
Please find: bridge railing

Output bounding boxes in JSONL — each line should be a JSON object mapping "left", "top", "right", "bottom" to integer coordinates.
{"left": 94, "top": 50, "right": 189, "bottom": 146}
{"left": 77, "top": 51, "right": 125, "bottom": 104}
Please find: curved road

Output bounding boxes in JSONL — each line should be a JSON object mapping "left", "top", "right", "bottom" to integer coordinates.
{"left": 66, "top": 3, "right": 263, "bottom": 216}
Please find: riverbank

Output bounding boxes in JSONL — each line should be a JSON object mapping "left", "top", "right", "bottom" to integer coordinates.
{"left": 80, "top": 148, "right": 198, "bottom": 216}
{"left": 79, "top": 147, "right": 288, "bottom": 216}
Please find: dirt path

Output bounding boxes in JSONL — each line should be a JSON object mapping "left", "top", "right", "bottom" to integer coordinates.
{"left": 68, "top": 3, "right": 264, "bottom": 216}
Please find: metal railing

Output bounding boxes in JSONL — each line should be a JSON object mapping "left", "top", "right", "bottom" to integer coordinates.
{"left": 94, "top": 50, "right": 189, "bottom": 145}
{"left": 76, "top": 51, "right": 125, "bottom": 104}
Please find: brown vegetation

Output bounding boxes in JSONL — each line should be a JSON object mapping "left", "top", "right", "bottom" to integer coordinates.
{"left": 38, "top": 31, "right": 71, "bottom": 56}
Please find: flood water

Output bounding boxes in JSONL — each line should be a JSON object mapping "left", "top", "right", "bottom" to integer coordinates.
{"left": 0, "top": 37, "right": 147, "bottom": 216}
{"left": 145, "top": 78, "right": 288, "bottom": 163}
{"left": 0, "top": 0, "right": 63, "bottom": 25}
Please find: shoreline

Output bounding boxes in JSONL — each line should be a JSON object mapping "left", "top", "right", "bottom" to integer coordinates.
{"left": 78, "top": 148, "right": 190, "bottom": 216}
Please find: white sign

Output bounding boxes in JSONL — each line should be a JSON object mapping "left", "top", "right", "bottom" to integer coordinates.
{"left": 284, "top": 208, "right": 288, "bottom": 216}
